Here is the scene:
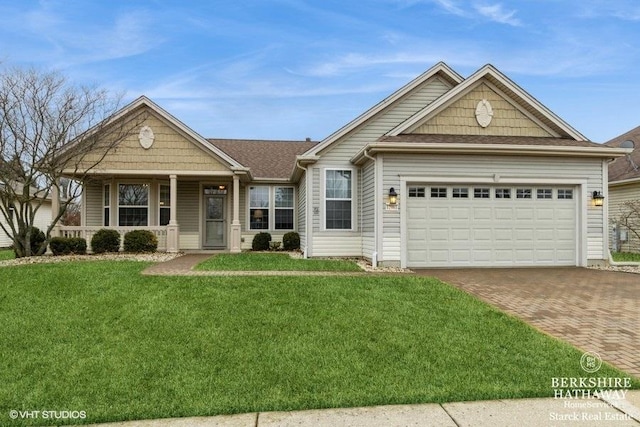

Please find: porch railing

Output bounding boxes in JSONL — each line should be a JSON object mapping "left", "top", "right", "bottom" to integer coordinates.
{"left": 57, "top": 226, "right": 168, "bottom": 252}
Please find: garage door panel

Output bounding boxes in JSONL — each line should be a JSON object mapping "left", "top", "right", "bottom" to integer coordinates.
{"left": 406, "top": 184, "right": 577, "bottom": 267}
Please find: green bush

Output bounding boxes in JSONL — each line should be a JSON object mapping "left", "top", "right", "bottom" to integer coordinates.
{"left": 252, "top": 232, "right": 272, "bottom": 251}
{"left": 68, "top": 237, "right": 87, "bottom": 254}
{"left": 282, "top": 231, "right": 300, "bottom": 251}
{"left": 49, "top": 237, "right": 71, "bottom": 255}
{"left": 123, "top": 230, "right": 158, "bottom": 253}
{"left": 49, "top": 237, "right": 88, "bottom": 255}
{"left": 91, "top": 229, "right": 121, "bottom": 254}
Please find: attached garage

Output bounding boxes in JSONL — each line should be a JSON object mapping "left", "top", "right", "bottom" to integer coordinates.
{"left": 405, "top": 184, "right": 579, "bottom": 267}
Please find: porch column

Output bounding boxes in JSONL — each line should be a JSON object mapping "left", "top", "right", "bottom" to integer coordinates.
{"left": 46, "top": 183, "right": 61, "bottom": 255}
{"left": 166, "top": 174, "right": 179, "bottom": 253}
{"left": 230, "top": 174, "right": 241, "bottom": 253}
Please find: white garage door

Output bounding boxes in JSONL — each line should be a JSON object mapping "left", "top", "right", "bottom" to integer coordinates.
{"left": 406, "top": 185, "right": 577, "bottom": 267}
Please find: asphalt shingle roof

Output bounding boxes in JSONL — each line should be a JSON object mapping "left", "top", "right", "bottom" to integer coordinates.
{"left": 378, "top": 134, "right": 605, "bottom": 147}
{"left": 208, "top": 139, "right": 318, "bottom": 180}
{"left": 604, "top": 126, "right": 640, "bottom": 183}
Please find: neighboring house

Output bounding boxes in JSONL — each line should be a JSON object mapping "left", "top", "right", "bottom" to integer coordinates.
{"left": 605, "top": 126, "right": 640, "bottom": 253}
{"left": 59, "top": 62, "right": 628, "bottom": 267}
{"left": 0, "top": 183, "right": 52, "bottom": 248}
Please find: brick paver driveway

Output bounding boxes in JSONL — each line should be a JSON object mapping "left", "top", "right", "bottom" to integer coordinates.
{"left": 413, "top": 267, "right": 640, "bottom": 378}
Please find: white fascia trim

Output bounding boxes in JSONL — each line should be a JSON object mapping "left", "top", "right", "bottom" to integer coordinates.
{"left": 609, "top": 177, "right": 640, "bottom": 186}
{"left": 351, "top": 143, "right": 630, "bottom": 162}
{"left": 401, "top": 176, "right": 588, "bottom": 186}
{"left": 66, "top": 169, "right": 236, "bottom": 176}
{"left": 388, "top": 64, "right": 588, "bottom": 141}
{"left": 303, "top": 63, "right": 464, "bottom": 157}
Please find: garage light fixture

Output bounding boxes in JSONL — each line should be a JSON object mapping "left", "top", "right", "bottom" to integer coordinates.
{"left": 388, "top": 187, "right": 398, "bottom": 205}
{"left": 592, "top": 191, "right": 604, "bottom": 207}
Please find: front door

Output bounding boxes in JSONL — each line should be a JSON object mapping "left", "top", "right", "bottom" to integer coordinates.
{"left": 204, "top": 195, "right": 226, "bottom": 248}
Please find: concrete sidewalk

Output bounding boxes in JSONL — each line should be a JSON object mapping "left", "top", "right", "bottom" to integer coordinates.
{"left": 83, "top": 391, "right": 640, "bottom": 427}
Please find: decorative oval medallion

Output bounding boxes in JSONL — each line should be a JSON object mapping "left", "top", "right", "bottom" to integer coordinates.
{"left": 138, "top": 126, "right": 155, "bottom": 149}
{"left": 475, "top": 99, "right": 493, "bottom": 128}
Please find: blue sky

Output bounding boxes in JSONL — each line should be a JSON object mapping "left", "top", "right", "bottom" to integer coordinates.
{"left": 1, "top": 0, "right": 640, "bottom": 143}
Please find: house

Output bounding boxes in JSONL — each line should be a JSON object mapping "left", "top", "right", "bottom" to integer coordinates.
{"left": 0, "top": 183, "right": 52, "bottom": 248}
{"left": 605, "top": 127, "right": 640, "bottom": 253}
{"left": 57, "top": 62, "right": 629, "bottom": 267}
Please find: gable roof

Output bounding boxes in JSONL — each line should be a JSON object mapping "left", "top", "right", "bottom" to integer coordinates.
{"left": 209, "top": 139, "right": 318, "bottom": 180}
{"left": 302, "top": 62, "right": 463, "bottom": 157}
{"left": 388, "top": 64, "right": 588, "bottom": 141}
{"left": 60, "top": 96, "right": 246, "bottom": 172}
{"left": 605, "top": 125, "right": 640, "bottom": 184}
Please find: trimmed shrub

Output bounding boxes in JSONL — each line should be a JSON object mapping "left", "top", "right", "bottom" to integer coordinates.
{"left": 282, "top": 231, "right": 300, "bottom": 251}
{"left": 252, "top": 232, "right": 272, "bottom": 251}
{"left": 49, "top": 237, "right": 71, "bottom": 255}
{"left": 49, "top": 237, "right": 88, "bottom": 255}
{"left": 13, "top": 226, "right": 46, "bottom": 256}
{"left": 124, "top": 230, "right": 158, "bottom": 253}
{"left": 68, "top": 237, "right": 87, "bottom": 255}
{"left": 91, "top": 229, "right": 121, "bottom": 254}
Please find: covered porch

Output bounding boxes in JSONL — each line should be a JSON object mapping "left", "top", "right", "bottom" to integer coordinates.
{"left": 55, "top": 172, "right": 246, "bottom": 253}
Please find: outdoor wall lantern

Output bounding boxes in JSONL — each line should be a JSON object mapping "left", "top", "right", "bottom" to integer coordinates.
{"left": 388, "top": 187, "right": 398, "bottom": 205}
{"left": 592, "top": 191, "right": 604, "bottom": 207}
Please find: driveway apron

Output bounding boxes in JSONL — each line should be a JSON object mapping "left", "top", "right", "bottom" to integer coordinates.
{"left": 413, "top": 267, "right": 640, "bottom": 378}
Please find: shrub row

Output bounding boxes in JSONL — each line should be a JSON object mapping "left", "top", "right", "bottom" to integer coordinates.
{"left": 90, "top": 229, "right": 158, "bottom": 254}
{"left": 50, "top": 237, "right": 87, "bottom": 255}
{"left": 251, "top": 231, "right": 300, "bottom": 251}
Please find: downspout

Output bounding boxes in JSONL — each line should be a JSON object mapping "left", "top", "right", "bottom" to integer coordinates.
{"left": 363, "top": 148, "right": 377, "bottom": 268}
{"left": 295, "top": 160, "right": 310, "bottom": 259}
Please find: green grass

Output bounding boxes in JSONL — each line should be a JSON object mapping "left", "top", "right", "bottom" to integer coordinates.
{"left": 0, "top": 249, "right": 14, "bottom": 261}
{"left": 611, "top": 251, "right": 640, "bottom": 262}
{"left": 196, "top": 252, "right": 363, "bottom": 271}
{"left": 0, "top": 261, "right": 637, "bottom": 426}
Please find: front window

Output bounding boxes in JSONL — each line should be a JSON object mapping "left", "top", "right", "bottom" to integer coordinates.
{"left": 103, "top": 184, "right": 110, "bottom": 226}
{"left": 159, "top": 184, "right": 171, "bottom": 226}
{"left": 275, "top": 187, "right": 294, "bottom": 230}
{"left": 249, "top": 186, "right": 269, "bottom": 230}
{"left": 118, "top": 184, "right": 149, "bottom": 226}
{"left": 325, "top": 170, "right": 352, "bottom": 230}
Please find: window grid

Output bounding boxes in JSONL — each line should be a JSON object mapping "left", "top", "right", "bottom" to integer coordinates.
{"left": 408, "top": 187, "right": 426, "bottom": 198}
{"left": 537, "top": 189, "right": 553, "bottom": 199}
{"left": 118, "top": 184, "right": 149, "bottom": 226}
{"left": 474, "top": 188, "right": 490, "bottom": 199}
{"left": 452, "top": 188, "right": 469, "bottom": 198}
{"left": 517, "top": 188, "right": 532, "bottom": 199}
{"left": 557, "top": 189, "right": 573, "bottom": 200}
{"left": 431, "top": 187, "right": 447, "bottom": 198}
{"left": 495, "top": 188, "right": 511, "bottom": 199}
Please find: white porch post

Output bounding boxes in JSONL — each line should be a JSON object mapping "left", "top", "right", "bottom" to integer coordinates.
{"left": 230, "top": 174, "right": 241, "bottom": 253}
{"left": 166, "top": 174, "right": 179, "bottom": 253}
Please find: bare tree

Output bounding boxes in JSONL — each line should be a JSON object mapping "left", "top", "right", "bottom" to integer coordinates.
{"left": 616, "top": 200, "right": 640, "bottom": 252}
{"left": 0, "top": 66, "right": 144, "bottom": 257}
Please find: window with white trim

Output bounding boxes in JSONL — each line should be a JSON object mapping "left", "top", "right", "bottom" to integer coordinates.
{"left": 452, "top": 187, "right": 469, "bottom": 198}
{"left": 516, "top": 188, "right": 532, "bottom": 199}
{"left": 408, "top": 187, "right": 426, "bottom": 198}
{"left": 118, "top": 184, "right": 148, "bottom": 226}
{"left": 495, "top": 188, "right": 511, "bottom": 199}
{"left": 275, "top": 187, "right": 294, "bottom": 230}
{"left": 431, "top": 187, "right": 447, "bottom": 198}
{"left": 249, "top": 186, "right": 270, "bottom": 230}
{"left": 474, "top": 188, "right": 490, "bottom": 199}
{"left": 537, "top": 188, "right": 552, "bottom": 199}
{"left": 325, "top": 169, "right": 352, "bottom": 230}
{"left": 103, "top": 184, "right": 110, "bottom": 226}
{"left": 159, "top": 184, "right": 171, "bottom": 226}
{"left": 557, "top": 189, "right": 573, "bottom": 200}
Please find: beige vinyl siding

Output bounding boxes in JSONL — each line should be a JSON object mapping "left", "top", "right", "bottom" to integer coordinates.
{"left": 413, "top": 82, "right": 553, "bottom": 137}
{"left": 298, "top": 171, "right": 307, "bottom": 250}
{"left": 361, "top": 160, "right": 375, "bottom": 260}
{"left": 84, "top": 180, "right": 103, "bottom": 227}
{"left": 76, "top": 108, "right": 230, "bottom": 173}
{"left": 382, "top": 154, "right": 605, "bottom": 263}
{"left": 177, "top": 181, "right": 199, "bottom": 233}
{"left": 609, "top": 182, "right": 640, "bottom": 252}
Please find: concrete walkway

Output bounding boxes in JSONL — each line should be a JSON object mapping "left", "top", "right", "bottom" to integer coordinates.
{"left": 414, "top": 267, "right": 640, "bottom": 379}
{"left": 81, "top": 392, "right": 640, "bottom": 426}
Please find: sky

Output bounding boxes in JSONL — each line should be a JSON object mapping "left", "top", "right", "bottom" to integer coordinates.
{"left": 1, "top": 0, "right": 640, "bottom": 143}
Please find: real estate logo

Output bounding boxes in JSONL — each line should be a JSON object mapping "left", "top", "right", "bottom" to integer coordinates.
{"left": 580, "top": 351, "right": 603, "bottom": 373}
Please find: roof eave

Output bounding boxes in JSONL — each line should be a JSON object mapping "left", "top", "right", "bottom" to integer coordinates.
{"left": 609, "top": 176, "right": 640, "bottom": 187}
{"left": 351, "top": 143, "right": 630, "bottom": 165}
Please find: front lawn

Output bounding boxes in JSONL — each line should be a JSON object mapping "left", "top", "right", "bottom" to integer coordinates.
{"left": 0, "top": 249, "right": 14, "bottom": 261}
{"left": 611, "top": 251, "right": 640, "bottom": 262}
{"left": 196, "top": 252, "right": 363, "bottom": 271}
{"left": 0, "top": 261, "right": 636, "bottom": 426}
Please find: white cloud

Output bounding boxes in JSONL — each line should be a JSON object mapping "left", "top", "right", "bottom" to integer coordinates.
{"left": 474, "top": 3, "right": 521, "bottom": 26}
